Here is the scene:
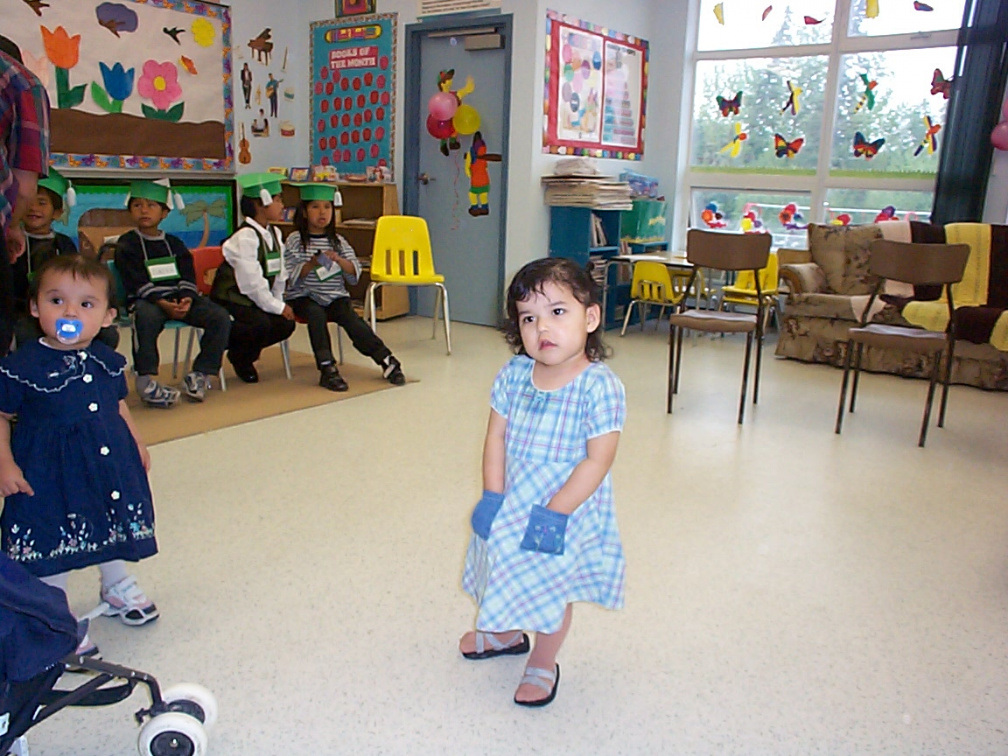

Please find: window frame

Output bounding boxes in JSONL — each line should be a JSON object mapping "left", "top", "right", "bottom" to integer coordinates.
{"left": 673, "top": 0, "right": 961, "bottom": 249}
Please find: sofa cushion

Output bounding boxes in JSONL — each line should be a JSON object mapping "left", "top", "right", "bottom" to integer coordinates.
{"left": 807, "top": 223, "right": 883, "bottom": 295}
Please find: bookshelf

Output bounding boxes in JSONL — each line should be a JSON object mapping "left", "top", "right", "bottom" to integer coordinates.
{"left": 277, "top": 181, "right": 409, "bottom": 320}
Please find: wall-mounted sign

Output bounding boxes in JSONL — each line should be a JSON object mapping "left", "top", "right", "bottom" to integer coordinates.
{"left": 418, "top": 0, "right": 501, "bottom": 18}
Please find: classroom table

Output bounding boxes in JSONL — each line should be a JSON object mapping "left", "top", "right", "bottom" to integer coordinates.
{"left": 600, "top": 253, "right": 694, "bottom": 331}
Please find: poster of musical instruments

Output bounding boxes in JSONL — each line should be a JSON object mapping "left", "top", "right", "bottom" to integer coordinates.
{"left": 0, "top": 0, "right": 234, "bottom": 172}
{"left": 543, "top": 10, "right": 649, "bottom": 159}
{"left": 309, "top": 14, "right": 396, "bottom": 179}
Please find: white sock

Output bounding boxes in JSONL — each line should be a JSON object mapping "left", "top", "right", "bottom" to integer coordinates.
{"left": 98, "top": 560, "right": 129, "bottom": 590}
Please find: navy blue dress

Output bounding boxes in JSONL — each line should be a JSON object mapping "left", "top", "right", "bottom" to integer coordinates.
{"left": 0, "top": 340, "right": 157, "bottom": 577}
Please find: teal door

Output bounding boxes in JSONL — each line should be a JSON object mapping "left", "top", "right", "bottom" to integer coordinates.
{"left": 404, "top": 17, "right": 512, "bottom": 327}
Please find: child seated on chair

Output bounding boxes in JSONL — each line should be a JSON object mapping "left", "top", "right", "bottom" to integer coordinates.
{"left": 210, "top": 173, "right": 294, "bottom": 383}
{"left": 12, "top": 167, "right": 118, "bottom": 350}
{"left": 114, "top": 179, "right": 231, "bottom": 408}
{"left": 283, "top": 182, "right": 404, "bottom": 391}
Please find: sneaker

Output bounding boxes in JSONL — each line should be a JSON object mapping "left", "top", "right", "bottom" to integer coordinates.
{"left": 382, "top": 356, "right": 406, "bottom": 386}
{"left": 140, "top": 380, "right": 180, "bottom": 408}
{"left": 183, "top": 371, "right": 209, "bottom": 402}
{"left": 100, "top": 575, "right": 159, "bottom": 627}
{"left": 319, "top": 362, "right": 349, "bottom": 392}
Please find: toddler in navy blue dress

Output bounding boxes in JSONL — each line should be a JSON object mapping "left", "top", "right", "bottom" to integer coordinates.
{"left": 460, "top": 258, "right": 626, "bottom": 708}
{"left": 0, "top": 255, "right": 159, "bottom": 659}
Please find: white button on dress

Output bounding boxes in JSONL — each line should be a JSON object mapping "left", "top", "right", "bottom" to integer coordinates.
{"left": 83, "top": 374, "right": 93, "bottom": 383}
{"left": 89, "top": 403, "right": 98, "bottom": 412}
{"left": 111, "top": 490, "right": 120, "bottom": 500}
{"left": 100, "top": 446, "right": 110, "bottom": 456}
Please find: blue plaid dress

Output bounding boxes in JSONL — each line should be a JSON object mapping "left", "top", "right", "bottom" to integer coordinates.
{"left": 462, "top": 355, "right": 626, "bottom": 634}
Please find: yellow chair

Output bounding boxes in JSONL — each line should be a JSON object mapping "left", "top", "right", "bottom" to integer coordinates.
{"left": 619, "top": 261, "right": 695, "bottom": 336}
{"left": 720, "top": 251, "right": 779, "bottom": 329}
{"left": 367, "top": 215, "right": 451, "bottom": 354}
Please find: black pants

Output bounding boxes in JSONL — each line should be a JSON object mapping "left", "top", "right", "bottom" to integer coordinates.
{"left": 288, "top": 296, "right": 391, "bottom": 370}
{"left": 219, "top": 300, "right": 295, "bottom": 368}
{"left": 132, "top": 296, "right": 231, "bottom": 376}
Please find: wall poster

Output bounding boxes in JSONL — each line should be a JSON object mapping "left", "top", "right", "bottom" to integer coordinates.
{"left": 543, "top": 10, "right": 648, "bottom": 159}
{"left": 0, "top": 0, "right": 234, "bottom": 172}
{"left": 310, "top": 15, "right": 396, "bottom": 179}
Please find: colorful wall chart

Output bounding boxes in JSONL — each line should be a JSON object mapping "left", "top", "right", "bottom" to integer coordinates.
{"left": 0, "top": 0, "right": 233, "bottom": 171}
{"left": 543, "top": 11, "right": 648, "bottom": 159}
{"left": 310, "top": 15, "right": 396, "bottom": 178}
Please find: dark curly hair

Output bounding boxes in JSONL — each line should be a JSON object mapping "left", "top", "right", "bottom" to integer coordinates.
{"left": 28, "top": 253, "right": 115, "bottom": 309}
{"left": 503, "top": 257, "right": 609, "bottom": 362}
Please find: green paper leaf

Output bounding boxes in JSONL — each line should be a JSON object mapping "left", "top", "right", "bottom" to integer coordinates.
{"left": 90, "top": 82, "right": 115, "bottom": 113}
{"left": 164, "top": 101, "right": 185, "bottom": 122}
{"left": 65, "top": 84, "right": 86, "bottom": 109}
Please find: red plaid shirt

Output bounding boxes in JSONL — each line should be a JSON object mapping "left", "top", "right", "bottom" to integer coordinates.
{"left": 0, "top": 51, "right": 50, "bottom": 229}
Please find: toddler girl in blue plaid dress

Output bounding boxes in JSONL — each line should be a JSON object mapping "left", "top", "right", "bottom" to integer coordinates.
{"left": 460, "top": 257, "right": 626, "bottom": 708}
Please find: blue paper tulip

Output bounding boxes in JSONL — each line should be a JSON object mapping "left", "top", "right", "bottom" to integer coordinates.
{"left": 99, "top": 61, "right": 134, "bottom": 101}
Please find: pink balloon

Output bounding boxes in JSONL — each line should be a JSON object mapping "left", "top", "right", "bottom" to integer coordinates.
{"left": 991, "top": 121, "right": 1008, "bottom": 151}
{"left": 426, "top": 113, "right": 454, "bottom": 140}
{"left": 428, "top": 91, "right": 458, "bottom": 121}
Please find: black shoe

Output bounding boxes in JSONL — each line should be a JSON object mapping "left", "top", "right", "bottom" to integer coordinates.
{"left": 319, "top": 363, "right": 349, "bottom": 392}
{"left": 230, "top": 358, "right": 259, "bottom": 383}
{"left": 382, "top": 356, "right": 406, "bottom": 386}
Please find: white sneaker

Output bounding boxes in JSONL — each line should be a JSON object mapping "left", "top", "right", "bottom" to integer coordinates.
{"left": 183, "top": 371, "right": 209, "bottom": 402}
{"left": 100, "top": 575, "right": 159, "bottom": 626}
{"left": 140, "top": 380, "right": 180, "bottom": 409}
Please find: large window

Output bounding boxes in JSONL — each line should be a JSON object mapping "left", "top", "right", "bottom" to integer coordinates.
{"left": 679, "top": 0, "right": 965, "bottom": 247}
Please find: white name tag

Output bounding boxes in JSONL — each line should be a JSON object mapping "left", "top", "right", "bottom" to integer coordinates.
{"left": 316, "top": 264, "right": 340, "bottom": 281}
{"left": 147, "top": 261, "right": 179, "bottom": 281}
{"left": 266, "top": 255, "right": 281, "bottom": 275}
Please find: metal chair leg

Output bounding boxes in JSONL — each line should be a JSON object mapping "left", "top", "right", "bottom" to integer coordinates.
{"left": 280, "top": 339, "right": 292, "bottom": 380}
{"left": 835, "top": 340, "right": 854, "bottom": 434}
{"left": 919, "top": 350, "right": 941, "bottom": 447}
{"left": 849, "top": 342, "right": 865, "bottom": 413}
{"left": 752, "top": 307, "right": 765, "bottom": 405}
{"left": 938, "top": 339, "right": 955, "bottom": 428}
{"left": 440, "top": 284, "right": 452, "bottom": 355}
{"left": 620, "top": 301, "right": 636, "bottom": 337}
{"left": 673, "top": 320, "right": 685, "bottom": 395}
{"left": 171, "top": 328, "right": 181, "bottom": 378}
{"left": 738, "top": 331, "right": 753, "bottom": 424}
{"left": 666, "top": 324, "right": 677, "bottom": 413}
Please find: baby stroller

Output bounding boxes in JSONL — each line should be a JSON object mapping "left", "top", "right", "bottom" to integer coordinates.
{"left": 0, "top": 555, "right": 217, "bottom": 755}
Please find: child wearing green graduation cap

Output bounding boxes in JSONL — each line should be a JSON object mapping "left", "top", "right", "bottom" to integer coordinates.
{"left": 115, "top": 179, "right": 231, "bottom": 407}
{"left": 283, "top": 182, "right": 405, "bottom": 390}
{"left": 210, "top": 172, "right": 295, "bottom": 383}
{"left": 12, "top": 167, "right": 120, "bottom": 350}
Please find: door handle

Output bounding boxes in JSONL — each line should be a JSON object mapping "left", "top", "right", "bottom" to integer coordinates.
{"left": 418, "top": 173, "right": 435, "bottom": 185}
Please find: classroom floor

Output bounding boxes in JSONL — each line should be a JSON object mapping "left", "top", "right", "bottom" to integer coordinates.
{"left": 24, "top": 317, "right": 1008, "bottom": 755}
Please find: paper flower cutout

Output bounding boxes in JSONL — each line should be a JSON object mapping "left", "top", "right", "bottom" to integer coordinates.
{"left": 138, "top": 60, "right": 182, "bottom": 111}
{"left": 191, "top": 18, "right": 215, "bottom": 47}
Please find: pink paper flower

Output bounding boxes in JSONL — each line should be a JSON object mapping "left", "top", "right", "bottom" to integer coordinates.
{"left": 137, "top": 60, "right": 182, "bottom": 111}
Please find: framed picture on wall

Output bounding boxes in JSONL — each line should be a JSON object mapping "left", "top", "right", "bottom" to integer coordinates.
{"left": 289, "top": 167, "right": 311, "bottom": 182}
{"left": 335, "top": 0, "right": 376, "bottom": 16}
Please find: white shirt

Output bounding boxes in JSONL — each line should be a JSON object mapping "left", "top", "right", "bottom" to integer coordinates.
{"left": 221, "top": 217, "right": 288, "bottom": 315}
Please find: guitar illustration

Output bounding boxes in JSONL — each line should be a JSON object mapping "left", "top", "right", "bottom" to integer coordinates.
{"left": 239, "top": 123, "right": 251, "bottom": 164}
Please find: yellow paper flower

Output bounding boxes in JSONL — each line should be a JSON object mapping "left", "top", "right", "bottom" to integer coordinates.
{"left": 191, "top": 18, "right": 215, "bottom": 47}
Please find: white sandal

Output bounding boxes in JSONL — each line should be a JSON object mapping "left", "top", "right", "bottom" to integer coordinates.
{"left": 514, "top": 663, "right": 560, "bottom": 708}
{"left": 461, "top": 630, "right": 530, "bottom": 660}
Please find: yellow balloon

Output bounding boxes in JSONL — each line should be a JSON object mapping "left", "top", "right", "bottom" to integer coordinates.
{"left": 453, "top": 104, "right": 481, "bottom": 136}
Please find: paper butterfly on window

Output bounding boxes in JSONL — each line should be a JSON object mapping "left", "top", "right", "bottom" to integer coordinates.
{"left": 778, "top": 203, "right": 807, "bottom": 231}
{"left": 866, "top": 0, "right": 879, "bottom": 18}
{"left": 874, "top": 206, "right": 898, "bottom": 223}
{"left": 913, "top": 1, "right": 934, "bottom": 10}
{"left": 829, "top": 212, "right": 852, "bottom": 226}
{"left": 720, "top": 122, "right": 747, "bottom": 157}
{"left": 740, "top": 208, "right": 764, "bottom": 233}
{"left": 853, "top": 131, "right": 884, "bottom": 159}
{"left": 713, "top": 2, "right": 725, "bottom": 24}
{"left": 773, "top": 134, "right": 804, "bottom": 159}
{"left": 853, "top": 73, "right": 877, "bottom": 114}
{"left": 780, "top": 80, "right": 802, "bottom": 115}
{"left": 913, "top": 115, "right": 941, "bottom": 156}
{"left": 716, "top": 91, "right": 743, "bottom": 117}
{"left": 762, "top": 6, "right": 773, "bottom": 21}
{"left": 930, "top": 68, "right": 953, "bottom": 99}
{"left": 701, "top": 202, "right": 727, "bottom": 229}
{"left": 804, "top": 15, "right": 824, "bottom": 24}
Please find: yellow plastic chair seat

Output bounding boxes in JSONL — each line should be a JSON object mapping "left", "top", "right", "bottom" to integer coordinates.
{"left": 371, "top": 271, "right": 445, "bottom": 285}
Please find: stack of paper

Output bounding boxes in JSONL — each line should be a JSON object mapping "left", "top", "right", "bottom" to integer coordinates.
{"left": 541, "top": 175, "right": 633, "bottom": 210}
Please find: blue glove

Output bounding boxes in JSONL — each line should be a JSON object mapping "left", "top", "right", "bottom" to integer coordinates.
{"left": 470, "top": 490, "right": 505, "bottom": 540}
{"left": 520, "top": 506, "right": 569, "bottom": 555}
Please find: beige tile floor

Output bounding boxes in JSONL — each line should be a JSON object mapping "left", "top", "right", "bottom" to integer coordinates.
{"left": 23, "top": 317, "right": 1008, "bottom": 755}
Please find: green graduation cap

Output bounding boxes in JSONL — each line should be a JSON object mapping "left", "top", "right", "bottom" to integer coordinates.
{"left": 38, "top": 167, "right": 75, "bottom": 208}
{"left": 237, "top": 172, "right": 284, "bottom": 205}
{"left": 290, "top": 182, "right": 343, "bottom": 207}
{"left": 125, "top": 179, "right": 184, "bottom": 210}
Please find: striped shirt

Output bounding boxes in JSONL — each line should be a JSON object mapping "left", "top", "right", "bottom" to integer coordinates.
{"left": 283, "top": 232, "right": 361, "bottom": 307}
{"left": 0, "top": 52, "right": 51, "bottom": 228}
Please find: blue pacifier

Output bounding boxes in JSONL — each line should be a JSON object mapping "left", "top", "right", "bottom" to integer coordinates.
{"left": 55, "top": 318, "right": 83, "bottom": 345}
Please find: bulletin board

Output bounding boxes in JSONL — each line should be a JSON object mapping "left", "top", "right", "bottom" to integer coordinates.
{"left": 54, "top": 179, "right": 236, "bottom": 257}
{"left": 543, "top": 10, "right": 648, "bottom": 159}
{"left": 310, "top": 15, "right": 396, "bottom": 178}
{"left": 0, "top": 0, "right": 233, "bottom": 172}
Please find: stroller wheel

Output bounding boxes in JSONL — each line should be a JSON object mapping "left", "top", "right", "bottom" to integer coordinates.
{"left": 162, "top": 683, "right": 219, "bottom": 729}
{"left": 138, "top": 712, "right": 208, "bottom": 756}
